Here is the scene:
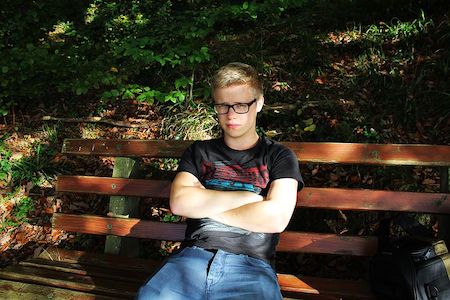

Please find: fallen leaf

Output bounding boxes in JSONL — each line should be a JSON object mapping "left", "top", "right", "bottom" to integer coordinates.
{"left": 330, "top": 173, "right": 339, "bottom": 182}
{"left": 422, "top": 178, "right": 436, "bottom": 185}
{"left": 264, "top": 130, "right": 281, "bottom": 138}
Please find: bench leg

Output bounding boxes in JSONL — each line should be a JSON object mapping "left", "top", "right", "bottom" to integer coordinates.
{"left": 105, "top": 157, "right": 142, "bottom": 257}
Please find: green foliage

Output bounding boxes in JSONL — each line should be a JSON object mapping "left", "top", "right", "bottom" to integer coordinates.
{"left": 0, "top": 125, "right": 60, "bottom": 233}
{"left": 365, "top": 10, "right": 434, "bottom": 44}
{"left": 0, "top": 138, "right": 12, "bottom": 183}
{"left": 0, "top": 192, "right": 34, "bottom": 232}
{"left": 162, "top": 214, "right": 181, "bottom": 223}
{"left": 0, "top": 0, "right": 312, "bottom": 113}
{"left": 0, "top": 1, "right": 208, "bottom": 111}
{"left": 12, "top": 196, "right": 34, "bottom": 222}
{"left": 0, "top": 125, "right": 59, "bottom": 189}
{"left": 1, "top": 0, "right": 449, "bottom": 141}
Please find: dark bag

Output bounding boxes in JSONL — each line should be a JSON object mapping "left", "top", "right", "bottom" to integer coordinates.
{"left": 370, "top": 215, "right": 450, "bottom": 300}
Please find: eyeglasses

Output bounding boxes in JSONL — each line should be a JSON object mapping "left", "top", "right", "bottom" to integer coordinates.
{"left": 214, "top": 99, "right": 257, "bottom": 115}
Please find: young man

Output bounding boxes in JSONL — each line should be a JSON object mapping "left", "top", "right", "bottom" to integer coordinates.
{"left": 137, "top": 62, "right": 303, "bottom": 300}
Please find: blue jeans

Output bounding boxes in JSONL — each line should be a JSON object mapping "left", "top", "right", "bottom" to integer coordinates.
{"left": 136, "top": 246, "right": 282, "bottom": 300}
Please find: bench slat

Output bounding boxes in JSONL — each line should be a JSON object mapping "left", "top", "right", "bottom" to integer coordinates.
{"left": 62, "top": 139, "right": 450, "bottom": 166}
{"left": 0, "top": 280, "right": 118, "bottom": 300}
{"left": 285, "top": 142, "right": 450, "bottom": 166}
{"left": 300, "top": 187, "right": 450, "bottom": 214}
{"left": 63, "top": 139, "right": 191, "bottom": 158}
{"left": 38, "top": 246, "right": 159, "bottom": 274}
{"left": 279, "top": 231, "right": 377, "bottom": 256}
{"left": 53, "top": 214, "right": 377, "bottom": 256}
{"left": 36, "top": 247, "right": 374, "bottom": 299}
{"left": 278, "top": 274, "right": 375, "bottom": 300}
{"left": 19, "top": 258, "right": 149, "bottom": 283}
{"left": 57, "top": 176, "right": 450, "bottom": 214}
{"left": 0, "top": 265, "right": 139, "bottom": 298}
{"left": 53, "top": 213, "right": 186, "bottom": 241}
{"left": 56, "top": 175, "right": 172, "bottom": 198}
{"left": 2, "top": 246, "right": 374, "bottom": 300}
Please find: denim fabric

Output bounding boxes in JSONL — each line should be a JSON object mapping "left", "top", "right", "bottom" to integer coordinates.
{"left": 136, "top": 246, "right": 282, "bottom": 300}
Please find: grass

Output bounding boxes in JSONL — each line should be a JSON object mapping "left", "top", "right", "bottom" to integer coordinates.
{"left": 10, "top": 124, "right": 59, "bottom": 187}
{"left": 80, "top": 123, "right": 103, "bottom": 139}
{"left": 160, "top": 101, "right": 220, "bottom": 141}
{"left": 0, "top": 138, "right": 12, "bottom": 183}
{"left": 11, "top": 143, "right": 57, "bottom": 186}
{"left": 365, "top": 10, "right": 434, "bottom": 43}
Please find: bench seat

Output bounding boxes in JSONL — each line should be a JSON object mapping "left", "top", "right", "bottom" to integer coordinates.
{"left": 0, "top": 247, "right": 375, "bottom": 299}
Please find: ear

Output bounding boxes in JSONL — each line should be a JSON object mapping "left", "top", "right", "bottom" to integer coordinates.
{"left": 256, "top": 96, "right": 264, "bottom": 113}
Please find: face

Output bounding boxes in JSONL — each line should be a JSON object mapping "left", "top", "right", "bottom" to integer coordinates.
{"left": 213, "top": 83, "right": 264, "bottom": 144}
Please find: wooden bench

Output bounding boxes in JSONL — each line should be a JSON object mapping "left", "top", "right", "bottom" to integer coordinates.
{"left": 1, "top": 139, "right": 450, "bottom": 299}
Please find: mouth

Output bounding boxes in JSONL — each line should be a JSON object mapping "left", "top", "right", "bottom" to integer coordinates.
{"left": 226, "top": 123, "right": 240, "bottom": 129}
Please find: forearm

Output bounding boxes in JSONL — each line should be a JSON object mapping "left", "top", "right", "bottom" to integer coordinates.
{"left": 211, "top": 178, "right": 299, "bottom": 233}
{"left": 170, "top": 186, "right": 263, "bottom": 218}
{"left": 210, "top": 200, "right": 290, "bottom": 233}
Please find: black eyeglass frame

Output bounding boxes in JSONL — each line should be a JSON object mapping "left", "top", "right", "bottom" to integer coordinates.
{"left": 213, "top": 99, "right": 258, "bottom": 115}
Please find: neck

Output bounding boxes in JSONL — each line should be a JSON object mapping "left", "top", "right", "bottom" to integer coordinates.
{"left": 223, "top": 131, "right": 260, "bottom": 151}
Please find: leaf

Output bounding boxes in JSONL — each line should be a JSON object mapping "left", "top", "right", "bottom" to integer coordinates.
{"left": 122, "top": 90, "right": 134, "bottom": 99}
{"left": 175, "top": 92, "right": 186, "bottom": 102}
{"left": 102, "top": 91, "right": 112, "bottom": 99}
{"left": 264, "top": 130, "right": 281, "bottom": 138}
{"left": 330, "top": 173, "right": 339, "bottom": 182}
{"left": 243, "top": 2, "right": 249, "bottom": 9}
{"left": 137, "top": 94, "right": 147, "bottom": 101}
{"left": 75, "top": 87, "right": 85, "bottom": 95}
{"left": 422, "top": 178, "right": 436, "bottom": 185}
{"left": 304, "top": 124, "right": 316, "bottom": 132}
{"left": 175, "top": 78, "right": 189, "bottom": 89}
{"left": 154, "top": 55, "right": 166, "bottom": 66}
{"left": 200, "top": 46, "right": 209, "bottom": 54}
{"left": 303, "top": 118, "right": 314, "bottom": 126}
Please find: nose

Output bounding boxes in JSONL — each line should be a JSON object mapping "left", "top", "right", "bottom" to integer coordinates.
{"left": 226, "top": 107, "right": 238, "bottom": 118}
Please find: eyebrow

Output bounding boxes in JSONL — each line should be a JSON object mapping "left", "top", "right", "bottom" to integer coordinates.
{"left": 215, "top": 99, "right": 256, "bottom": 105}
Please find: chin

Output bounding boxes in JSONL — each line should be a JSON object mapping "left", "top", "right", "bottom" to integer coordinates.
{"left": 223, "top": 130, "right": 242, "bottom": 138}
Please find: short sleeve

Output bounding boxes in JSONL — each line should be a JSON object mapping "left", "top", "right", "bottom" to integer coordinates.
{"left": 270, "top": 145, "right": 304, "bottom": 191}
{"left": 177, "top": 142, "right": 200, "bottom": 179}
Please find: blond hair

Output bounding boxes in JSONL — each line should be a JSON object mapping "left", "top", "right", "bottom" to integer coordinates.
{"left": 212, "top": 62, "right": 263, "bottom": 98}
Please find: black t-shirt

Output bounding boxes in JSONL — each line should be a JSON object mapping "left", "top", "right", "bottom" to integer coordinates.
{"left": 177, "top": 136, "right": 304, "bottom": 263}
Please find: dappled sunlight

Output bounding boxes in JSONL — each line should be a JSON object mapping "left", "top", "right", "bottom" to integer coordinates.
{"left": 57, "top": 175, "right": 172, "bottom": 198}
{"left": 285, "top": 142, "right": 450, "bottom": 166}
{"left": 53, "top": 213, "right": 186, "bottom": 241}
{"left": 160, "top": 102, "right": 220, "bottom": 141}
{"left": 298, "top": 187, "right": 450, "bottom": 214}
{"left": 278, "top": 230, "right": 378, "bottom": 256}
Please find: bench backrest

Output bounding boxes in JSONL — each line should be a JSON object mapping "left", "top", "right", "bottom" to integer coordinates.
{"left": 55, "top": 139, "right": 450, "bottom": 257}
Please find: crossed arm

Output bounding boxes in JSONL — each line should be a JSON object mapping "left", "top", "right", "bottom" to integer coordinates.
{"left": 169, "top": 171, "right": 298, "bottom": 233}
